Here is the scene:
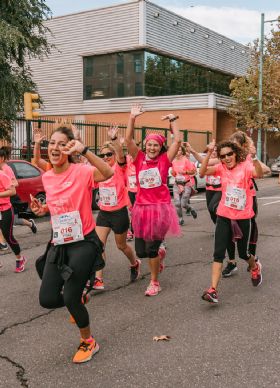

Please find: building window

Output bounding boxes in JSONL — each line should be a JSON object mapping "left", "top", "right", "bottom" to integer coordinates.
{"left": 83, "top": 50, "right": 233, "bottom": 99}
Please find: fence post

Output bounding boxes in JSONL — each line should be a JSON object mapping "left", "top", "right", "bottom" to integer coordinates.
{"left": 206, "top": 131, "right": 211, "bottom": 144}
{"left": 26, "top": 120, "right": 32, "bottom": 162}
{"left": 141, "top": 127, "right": 146, "bottom": 146}
{"left": 94, "top": 124, "right": 98, "bottom": 154}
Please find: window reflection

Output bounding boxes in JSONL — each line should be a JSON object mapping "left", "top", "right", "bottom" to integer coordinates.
{"left": 83, "top": 50, "right": 233, "bottom": 100}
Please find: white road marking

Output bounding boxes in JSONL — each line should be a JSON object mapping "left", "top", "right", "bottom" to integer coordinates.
{"left": 258, "top": 196, "right": 280, "bottom": 200}
{"left": 263, "top": 200, "right": 280, "bottom": 206}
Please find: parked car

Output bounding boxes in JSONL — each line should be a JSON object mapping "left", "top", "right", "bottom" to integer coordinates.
{"left": 168, "top": 154, "right": 206, "bottom": 194}
{"left": 21, "top": 140, "right": 49, "bottom": 160}
{"left": 7, "top": 160, "right": 46, "bottom": 205}
{"left": 270, "top": 156, "right": 280, "bottom": 176}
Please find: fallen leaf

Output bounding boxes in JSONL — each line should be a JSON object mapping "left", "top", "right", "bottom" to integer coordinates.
{"left": 153, "top": 335, "right": 171, "bottom": 342}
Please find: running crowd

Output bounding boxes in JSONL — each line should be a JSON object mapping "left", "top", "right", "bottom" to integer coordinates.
{"left": 0, "top": 104, "right": 272, "bottom": 364}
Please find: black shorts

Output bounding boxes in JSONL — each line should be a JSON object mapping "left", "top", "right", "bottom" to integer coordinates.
{"left": 96, "top": 206, "right": 129, "bottom": 234}
{"left": 135, "top": 238, "right": 162, "bottom": 259}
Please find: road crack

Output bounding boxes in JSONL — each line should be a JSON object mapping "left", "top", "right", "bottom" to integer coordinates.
{"left": 0, "top": 355, "right": 28, "bottom": 387}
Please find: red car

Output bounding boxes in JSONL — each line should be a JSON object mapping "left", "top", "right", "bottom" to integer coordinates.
{"left": 7, "top": 160, "right": 46, "bottom": 205}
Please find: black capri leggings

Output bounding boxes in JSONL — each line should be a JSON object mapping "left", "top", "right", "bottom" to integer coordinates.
{"left": 0, "top": 208, "right": 21, "bottom": 255}
{"left": 206, "top": 190, "right": 222, "bottom": 224}
{"left": 39, "top": 239, "right": 101, "bottom": 329}
{"left": 214, "top": 216, "right": 251, "bottom": 263}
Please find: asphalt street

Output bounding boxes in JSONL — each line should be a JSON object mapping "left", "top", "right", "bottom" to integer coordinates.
{"left": 0, "top": 177, "right": 279, "bottom": 388}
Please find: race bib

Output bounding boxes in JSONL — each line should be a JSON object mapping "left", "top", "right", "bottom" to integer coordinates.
{"left": 128, "top": 175, "right": 137, "bottom": 189}
{"left": 225, "top": 185, "right": 246, "bottom": 210}
{"left": 139, "top": 167, "right": 162, "bottom": 189}
{"left": 99, "top": 186, "right": 117, "bottom": 206}
{"left": 207, "top": 175, "right": 221, "bottom": 186}
{"left": 52, "top": 210, "right": 84, "bottom": 245}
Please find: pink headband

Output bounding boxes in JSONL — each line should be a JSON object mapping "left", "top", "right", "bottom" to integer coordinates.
{"left": 145, "top": 134, "right": 166, "bottom": 147}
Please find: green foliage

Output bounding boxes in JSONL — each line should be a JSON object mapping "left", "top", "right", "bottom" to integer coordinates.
{"left": 228, "top": 19, "right": 280, "bottom": 132}
{"left": 0, "top": 0, "right": 52, "bottom": 138}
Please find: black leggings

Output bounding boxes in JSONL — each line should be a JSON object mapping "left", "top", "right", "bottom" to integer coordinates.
{"left": 214, "top": 216, "right": 251, "bottom": 263}
{"left": 39, "top": 240, "right": 100, "bottom": 329}
{"left": 227, "top": 196, "right": 258, "bottom": 259}
{"left": 206, "top": 190, "right": 222, "bottom": 224}
{"left": 0, "top": 208, "right": 20, "bottom": 255}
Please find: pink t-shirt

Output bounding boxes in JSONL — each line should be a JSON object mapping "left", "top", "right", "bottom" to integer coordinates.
{"left": 126, "top": 155, "right": 138, "bottom": 193}
{"left": 42, "top": 163, "right": 95, "bottom": 236}
{"left": 0, "top": 171, "right": 12, "bottom": 211}
{"left": 98, "top": 163, "right": 129, "bottom": 211}
{"left": 2, "top": 164, "right": 16, "bottom": 182}
{"left": 133, "top": 150, "right": 171, "bottom": 205}
{"left": 172, "top": 157, "right": 195, "bottom": 186}
{"left": 213, "top": 161, "right": 254, "bottom": 220}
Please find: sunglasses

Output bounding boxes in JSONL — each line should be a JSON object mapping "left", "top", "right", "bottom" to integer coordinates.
{"left": 219, "top": 151, "right": 234, "bottom": 160}
{"left": 99, "top": 152, "right": 114, "bottom": 158}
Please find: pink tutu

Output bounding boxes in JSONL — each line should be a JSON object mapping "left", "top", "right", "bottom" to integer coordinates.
{"left": 132, "top": 203, "right": 181, "bottom": 241}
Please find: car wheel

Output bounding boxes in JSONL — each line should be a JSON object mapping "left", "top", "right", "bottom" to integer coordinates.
{"left": 35, "top": 192, "right": 46, "bottom": 205}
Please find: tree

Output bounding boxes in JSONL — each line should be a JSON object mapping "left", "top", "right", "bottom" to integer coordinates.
{"left": 0, "top": 0, "right": 52, "bottom": 139}
{"left": 228, "top": 19, "right": 280, "bottom": 132}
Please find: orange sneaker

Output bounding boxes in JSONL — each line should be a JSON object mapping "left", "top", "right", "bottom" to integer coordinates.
{"left": 93, "top": 277, "right": 104, "bottom": 290}
{"left": 72, "top": 337, "right": 99, "bottom": 364}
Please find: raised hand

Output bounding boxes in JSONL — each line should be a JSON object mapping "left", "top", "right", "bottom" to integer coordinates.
{"left": 62, "top": 140, "right": 85, "bottom": 155}
{"left": 130, "top": 104, "right": 144, "bottom": 118}
{"left": 161, "top": 113, "right": 177, "bottom": 121}
{"left": 33, "top": 128, "right": 46, "bottom": 144}
{"left": 108, "top": 125, "right": 119, "bottom": 140}
{"left": 207, "top": 139, "right": 216, "bottom": 153}
{"left": 30, "top": 194, "right": 45, "bottom": 216}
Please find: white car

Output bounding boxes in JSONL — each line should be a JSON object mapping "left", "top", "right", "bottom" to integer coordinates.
{"left": 270, "top": 156, "right": 280, "bottom": 176}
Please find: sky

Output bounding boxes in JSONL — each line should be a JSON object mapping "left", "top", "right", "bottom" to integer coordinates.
{"left": 46, "top": 0, "right": 280, "bottom": 45}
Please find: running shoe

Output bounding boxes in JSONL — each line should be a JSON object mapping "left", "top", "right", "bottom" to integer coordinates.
{"left": 222, "top": 262, "right": 238, "bottom": 277}
{"left": 93, "top": 277, "right": 105, "bottom": 290}
{"left": 179, "top": 218, "right": 184, "bottom": 226}
{"left": 130, "top": 259, "right": 141, "bottom": 282}
{"left": 0, "top": 243, "right": 8, "bottom": 251}
{"left": 72, "top": 337, "right": 99, "bottom": 364}
{"left": 247, "top": 256, "right": 259, "bottom": 272}
{"left": 29, "top": 219, "right": 37, "bottom": 234}
{"left": 145, "top": 281, "right": 162, "bottom": 296}
{"left": 15, "top": 257, "right": 26, "bottom": 273}
{"left": 126, "top": 230, "right": 134, "bottom": 241}
{"left": 190, "top": 209, "right": 198, "bottom": 219}
{"left": 250, "top": 261, "right": 262, "bottom": 287}
{"left": 201, "top": 287, "right": 218, "bottom": 304}
{"left": 186, "top": 209, "right": 191, "bottom": 216}
{"left": 158, "top": 247, "right": 166, "bottom": 273}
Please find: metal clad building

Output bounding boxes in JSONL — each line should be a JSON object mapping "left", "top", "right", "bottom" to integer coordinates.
{"left": 28, "top": 0, "right": 251, "bottom": 148}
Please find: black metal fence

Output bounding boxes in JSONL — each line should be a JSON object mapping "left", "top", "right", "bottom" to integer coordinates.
{"left": 12, "top": 118, "right": 212, "bottom": 161}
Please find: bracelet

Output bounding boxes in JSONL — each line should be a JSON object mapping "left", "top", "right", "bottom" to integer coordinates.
{"left": 111, "top": 136, "right": 118, "bottom": 141}
{"left": 169, "top": 116, "right": 179, "bottom": 122}
{"left": 81, "top": 146, "right": 89, "bottom": 155}
{"left": 252, "top": 156, "right": 258, "bottom": 161}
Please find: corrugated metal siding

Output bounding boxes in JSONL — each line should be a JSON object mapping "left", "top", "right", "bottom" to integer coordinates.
{"left": 28, "top": 2, "right": 140, "bottom": 115}
{"left": 145, "top": 1, "right": 249, "bottom": 76}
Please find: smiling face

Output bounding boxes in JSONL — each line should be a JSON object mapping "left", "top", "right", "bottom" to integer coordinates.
{"left": 99, "top": 147, "right": 116, "bottom": 166}
{"left": 145, "top": 140, "right": 161, "bottom": 159}
{"left": 48, "top": 131, "right": 69, "bottom": 167}
{"left": 219, "top": 146, "right": 237, "bottom": 169}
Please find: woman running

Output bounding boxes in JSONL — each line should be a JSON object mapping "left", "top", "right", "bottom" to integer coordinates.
{"left": 126, "top": 105, "right": 181, "bottom": 296}
{"left": 200, "top": 140, "right": 263, "bottom": 304}
{"left": 222, "top": 131, "right": 270, "bottom": 277}
{"left": 30, "top": 125, "right": 113, "bottom": 364}
{"left": 94, "top": 126, "right": 141, "bottom": 290}
{"left": 171, "top": 145, "right": 197, "bottom": 225}
{"left": 0, "top": 148, "right": 27, "bottom": 272}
